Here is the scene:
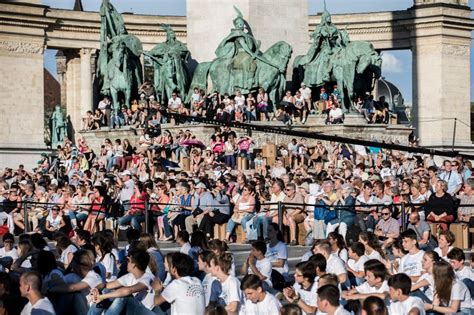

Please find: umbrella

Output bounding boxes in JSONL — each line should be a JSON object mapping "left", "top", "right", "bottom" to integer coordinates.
{"left": 181, "top": 139, "right": 206, "bottom": 149}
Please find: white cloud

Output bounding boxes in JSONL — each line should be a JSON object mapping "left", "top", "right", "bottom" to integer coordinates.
{"left": 381, "top": 52, "right": 403, "bottom": 74}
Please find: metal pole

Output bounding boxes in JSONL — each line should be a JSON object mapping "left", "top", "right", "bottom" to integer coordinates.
{"left": 23, "top": 201, "right": 29, "bottom": 233}
{"left": 401, "top": 202, "right": 406, "bottom": 232}
{"left": 144, "top": 200, "right": 149, "bottom": 234}
{"left": 452, "top": 118, "right": 457, "bottom": 152}
{"left": 277, "top": 201, "right": 283, "bottom": 232}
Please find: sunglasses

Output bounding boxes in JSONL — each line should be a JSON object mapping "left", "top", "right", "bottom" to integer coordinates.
{"left": 382, "top": 212, "right": 390, "bottom": 216}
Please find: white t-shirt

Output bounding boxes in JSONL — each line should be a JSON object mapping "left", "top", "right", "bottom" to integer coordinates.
{"left": 244, "top": 292, "right": 281, "bottom": 315}
{"left": 266, "top": 242, "right": 289, "bottom": 276}
{"left": 59, "top": 244, "right": 77, "bottom": 265}
{"left": 416, "top": 273, "right": 434, "bottom": 301}
{"left": 456, "top": 266, "right": 474, "bottom": 281}
{"left": 180, "top": 242, "right": 191, "bottom": 256}
{"left": 0, "top": 247, "right": 18, "bottom": 260}
{"left": 168, "top": 97, "right": 182, "bottom": 110}
{"left": 347, "top": 255, "right": 369, "bottom": 273}
{"left": 335, "top": 248, "right": 349, "bottom": 264}
{"left": 220, "top": 275, "right": 243, "bottom": 311}
{"left": 388, "top": 296, "right": 426, "bottom": 315}
{"left": 202, "top": 273, "right": 221, "bottom": 306}
{"left": 294, "top": 282, "right": 318, "bottom": 315}
{"left": 161, "top": 276, "right": 206, "bottom": 315}
{"left": 234, "top": 95, "right": 245, "bottom": 107}
{"left": 365, "top": 250, "right": 383, "bottom": 262}
{"left": 334, "top": 305, "right": 351, "bottom": 315}
{"left": 327, "top": 254, "right": 347, "bottom": 276}
{"left": 21, "top": 297, "right": 56, "bottom": 315}
{"left": 434, "top": 246, "right": 453, "bottom": 262}
{"left": 356, "top": 280, "right": 389, "bottom": 294}
{"left": 63, "top": 270, "right": 103, "bottom": 304}
{"left": 399, "top": 250, "right": 425, "bottom": 277}
{"left": 117, "top": 272, "right": 155, "bottom": 309}
{"left": 248, "top": 258, "right": 273, "bottom": 288}
{"left": 442, "top": 279, "right": 472, "bottom": 310}
{"left": 97, "top": 253, "right": 117, "bottom": 281}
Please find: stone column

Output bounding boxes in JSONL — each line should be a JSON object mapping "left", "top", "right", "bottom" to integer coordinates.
{"left": 80, "top": 48, "right": 93, "bottom": 114}
{"left": 411, "top": 3, "right": 472, "bottom": 148}
{"left": 65, "top": 50, "right": 81, "bottom": 140}
{"left": 56, "top": 50, "right": 67, "bottom": 110}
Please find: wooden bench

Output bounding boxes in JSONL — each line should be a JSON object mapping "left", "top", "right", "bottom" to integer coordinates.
{"left": 213, "top": 223, "right": 227, "bottom": 240}
{"left": 449, "top": 223, "right": 473, "bottom": 249}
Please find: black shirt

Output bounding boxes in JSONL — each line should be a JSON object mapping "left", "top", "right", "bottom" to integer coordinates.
{"left": 427, "top": 193, "right": 455, "bottom": 216}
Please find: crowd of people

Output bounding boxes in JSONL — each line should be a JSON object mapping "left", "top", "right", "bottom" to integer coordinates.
{"left": 81, "top": 82, "right": 394, "bottom": 130}
{"left": 1, "top": 118, "right": 473, "bottom": 314}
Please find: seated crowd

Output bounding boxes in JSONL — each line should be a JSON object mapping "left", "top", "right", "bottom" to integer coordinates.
{"left": 81, "top": 82, "right": 392, "bottom": 130}
{"left": 0, "top": 125, "right": 473, "bottom": 314}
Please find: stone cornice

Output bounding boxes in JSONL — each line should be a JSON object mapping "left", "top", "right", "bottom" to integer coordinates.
{"left": 0, "top": 1, "right": 473, "bottom": 51}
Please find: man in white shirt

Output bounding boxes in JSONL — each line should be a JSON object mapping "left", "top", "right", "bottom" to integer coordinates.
{"left": 153, "top": 253, "right": 205, "bottom": 315}
{"left": 328, "top": 104, "right": 344, "bottom": 124}
{"left": 241, "top": 274, "right": 281, "bottom": 315}
{"left": 448, "top": 247, "right": 474, "bottom": 295}
{"left": 241, "top": 241, "right": 273, "bottom": 289}
{"left": 168, "top": 92, "right": 183, "bottom": 113}
{"left": 20, "top": 271, "right": 55, "bottom": 315}
{"left": 314, "top": 241, "right": 347, "bottom": 284}
{"left": 343, "top": 260, "right": 389, "bottom": 301}
{"left": 388, "top": 273, "right": 425, "bottom": 315}
{"left": 0, "top": 232, "right": 18, "bottom": 269}
{"left": 299, "top": 82, "right": 312, "bottom": 112}
{"left": 117, "top": 170, "right": 135, "bottom": 212}
{"left": 439, "top": 160, "right": 463, "bottom": 195}
{"left": 317, "top": 284, "right": 351, "bottom": 315}
{"left": 89, "top": 250, "right": 155, "bottom": 314}
{"left": 399, "top": 229, "right": 425, "bottom": 282}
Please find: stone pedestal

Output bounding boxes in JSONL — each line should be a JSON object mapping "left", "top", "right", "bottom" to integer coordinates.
{"left": 411, "top": 2, "right": 472, "bottom": 148}
{"left": 186, "top": 0, "right": 308, "bottom": 78}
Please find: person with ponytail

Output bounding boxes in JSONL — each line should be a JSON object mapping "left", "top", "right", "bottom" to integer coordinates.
{"left": 210, "top": 252, "right": 243, "bottom": 315}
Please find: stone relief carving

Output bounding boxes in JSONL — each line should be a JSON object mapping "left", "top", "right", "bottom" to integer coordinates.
{"left": 0, "top": 40, "right": 44, "bottom": 55}
{"left": 441, "top": 44, "right": 469, "bottom": 56}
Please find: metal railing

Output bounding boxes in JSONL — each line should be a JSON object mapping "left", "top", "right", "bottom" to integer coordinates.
{"left": 4, "top": 198, "right": 468, "bottom": 237}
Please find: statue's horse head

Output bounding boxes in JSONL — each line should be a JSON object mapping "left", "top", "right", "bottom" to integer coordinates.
{"left": 262, "top": 41, "right": 293, "bottom": 69}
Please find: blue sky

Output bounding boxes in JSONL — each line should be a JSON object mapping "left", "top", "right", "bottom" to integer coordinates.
{"left": 42, "top": 0, "right": 474, "bottom": 103}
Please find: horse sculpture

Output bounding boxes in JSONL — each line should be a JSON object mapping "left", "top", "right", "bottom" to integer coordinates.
{"left": 189, "top": 41, "right": 292, "bottom": 105}
{"left": 108, "top": 42, "right": 133, "bottom": 112}
{"left": 331, "top": 41, "right": 382, "bottom": 109}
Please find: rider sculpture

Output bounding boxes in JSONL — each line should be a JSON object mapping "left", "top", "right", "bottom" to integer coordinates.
{"left": 293, "top": 0, "right": 382, "bottom": 111}
{"left": 189, "top": 7, "right": 291, "bottom": 104}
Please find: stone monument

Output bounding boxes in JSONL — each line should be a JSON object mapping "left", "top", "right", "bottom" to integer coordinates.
{"left": 50, "top": 105, "right": 67, "bottom": 148}
{"left": 97, "top": 0, "right": 143, "bottom": 112}
{"left": 293, "top": 2, "right": 382, "bottom": 110}
{"left": 144, "top": 25, "right": 191, "bottom": 103}
{"left": 189, "top": 7, "right": 292, "bottom": 104}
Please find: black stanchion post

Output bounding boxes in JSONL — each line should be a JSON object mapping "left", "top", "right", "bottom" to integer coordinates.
{"left": 401, "top": 202, "right": 406, "bottom": 232}
{"left": 278, "top": 201, "right": 283, "bottom": 232}
{"left": 144, "top": 200, "right": 149, "bottom": 234}
{"left": 23, "top": 201, "right": 29, "bottom": 233}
